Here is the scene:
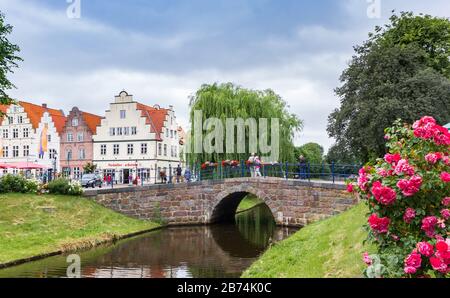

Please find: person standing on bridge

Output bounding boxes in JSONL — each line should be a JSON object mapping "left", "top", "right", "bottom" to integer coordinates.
{"left": 254, "top": 156, "right": 262, "bottom": 177}
{"left": 298, "top": 155, "right": 308, "bottom": 179}
{"left": 248, "top": 153, "right": 256, "bottom": 177}
{"left": 184, "top": 167, "right": 192, "bottom": 183}
{"left": 176, "top": 164, "right": 182, "bottom": 183}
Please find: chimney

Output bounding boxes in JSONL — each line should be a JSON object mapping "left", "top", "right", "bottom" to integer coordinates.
{"left": 42, "top": 103, "right": 47, "bottom": 109}
{"left": 169, "top": 105, "right": 174, "bottom": 111}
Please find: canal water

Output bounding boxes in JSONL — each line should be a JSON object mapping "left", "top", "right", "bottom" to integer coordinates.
{"left": 0, "top": 204, "right": 298, "bottom": 278}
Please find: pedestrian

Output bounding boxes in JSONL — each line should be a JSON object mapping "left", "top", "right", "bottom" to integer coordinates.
{"left": 160, "top": 168, "right": 167, "bottom": 184}
{"left": 184, "top": 167, "right": 192, "bottom": 183}
{"left": 176, "top": 164, "right": 182, "bottom": 183}
{"left": 255, "top": 156, "right": 262, "bottom": 177}
{"left": 298, "top": 155, "right": 307, "bottom": 179}
{"left": 248, "top": 153, "right": 256, "bottom": 177}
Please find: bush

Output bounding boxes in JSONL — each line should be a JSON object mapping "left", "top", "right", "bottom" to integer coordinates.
{"left": 0, "top": 174, "right": 38, "bottom": 194}
{"left": 348, "top": 117, "right": 450, "bottom": 278}
{"left": 47, "top": 178, "right": 83, "bottom": 196}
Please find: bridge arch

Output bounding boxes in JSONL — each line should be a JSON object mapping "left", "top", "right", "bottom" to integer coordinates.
{"left": 210, "top": 185, "right": 277, "bottom": 224}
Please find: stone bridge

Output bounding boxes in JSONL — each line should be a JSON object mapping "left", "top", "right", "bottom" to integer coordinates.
{"left": 83, "top": 178, "right": 358, "bottom": 227}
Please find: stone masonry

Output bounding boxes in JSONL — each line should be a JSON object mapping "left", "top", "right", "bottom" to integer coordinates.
{"left": 83, "top": 177, "right": 358, "bottom": 227}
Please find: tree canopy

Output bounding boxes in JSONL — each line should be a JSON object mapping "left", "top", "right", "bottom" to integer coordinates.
{"left": 186, "top": 83, "right": 303, "bottom": 164}
{"left": 0, "top": 11, "right": 22, "bottom": 105}
{"left": 294, "top": 143, "right": 324, "bottom": 165}
{"left": 328, "top": 12, "right": 450, "bottom": 162}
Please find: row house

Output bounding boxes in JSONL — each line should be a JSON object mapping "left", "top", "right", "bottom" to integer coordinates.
{"left": 93, "top": 91, "right": 183, "bottom": 184}
{"left": 0, "top": 101, "right": 66, "bottom": 176}
{"left": 60, "top": 107, "right": 103, "bottom": 179}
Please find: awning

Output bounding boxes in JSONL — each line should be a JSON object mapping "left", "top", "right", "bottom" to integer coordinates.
{"left": 2, "top": 162, "right": 49, "bottom": 170}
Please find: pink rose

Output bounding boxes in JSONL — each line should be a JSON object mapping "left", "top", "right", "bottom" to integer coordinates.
{"left": 421, "top": 216, "right": 439, "bottom": 238}
{"left": 384, "top": 153, "right": 401, "bottom": 165}
{"left": 441, "top": 209, "right": 450, "bottom": 220}
{"left": 442, "top": 197, "right": 450, "bottom": 207}
{"left": 371, "top": 181, "right": 397, "bottom": 205}
{"left": 404, "top": 250, "right": 422, "bottom": 274}
{"left": 430, "top": 256, "right": 448, "bottom": 274}
{"left": 363, "top": 252, "right": 372, "bottom": 266}
{"left": 443, "top": 156, "right": 450, "bottom": 166}
{"left": 368, "top": 213, "right": 390, "bottom": 234}
{"left": 403, "top": 208, "right": 416, "bottom": 224}
{"left": 417, "top": 242, "right": 434, "bottom": 257}
{"left": 425, "top": 152, "right": 442, "bottom": 165}
{"left": 397, "top": 175, "right": 422, "bottom": 197}
{"left": 346, "top": 183, "right": 354, "bottom": 193}
{"left": 441, "top": 172, "right": 450, "bottom": 183}
{"left": 394, "top": 159, "right": 415, "bottom": 176}
{"left": 404, "top": 266, "right": 417, "bottom": 274}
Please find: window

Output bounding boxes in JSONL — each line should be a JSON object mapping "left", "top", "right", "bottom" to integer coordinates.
{"left": 49, "top": 149, "right": 57, "bottom": 160}
{"left": 120, "top": 110, "right": 126, "bottom": 119}
{"left": 166, "top": 129, "right": 169, "bottom": 138}
{"left": 74, "top": 167, "right": 81, "bottom": 179}
{"left": 117, "top": 127, "right": 123, "bottom": 136}
{"left": 171, "top": 146, "right": 174, "bottom": 157}
{"left": 164, "top": 144, "right": 167, "bottom": 156}
{"left": 77, "top": 132, "right": 84, "bottom": 142}
{"left": 23, "top": 145, "right": 29, "bottom": 157}
{"left": 100, "top": 145, "right": 107, "bottom": 155}
{"left": 18, "top": 116, "right": 23, "bottom": 124}
{"left": 141, "top": 143, "right": 147, "bottom": 155}
{"left": 67, "top": 133, "right": 73, "bottom": 142}
{"left": 170, "top": 130, "right": 174, "bottom": 139}
{"left": 23, "top": 128, "right": 29, "bottom": 138}
{"left": 127, "top": 144, "right": 134, "bottom": 155}
{"left": 113, "top": 144, "right": 119, "bottom": 155}
{"left": 131, "top": 127, "right": 137, "bottom": 135}
{"left": 2, "top": 129, "right": 8, "bottom": 139}
{"left": 66, "top": 149, "right": 72, "bottom": 160}
{"left": 12, "top": 128, "right": 18, "bottom": 139}
{"left": 48, "top": 135, "right": 51, "bottom": 142}
{"left": 158, "top": 143, "right": 162, "bottom": 155}
{"left": 13, "top": 146, "right": 19, "bottom": 157}
{"left": 110, "top": 127, "right": 116, "bottom": 136}
{"left": 72, "top": 118, "right": 79, "bottom": 127}
{"left": 79, "top": 148, "right": 86, "bottom": 160}
{"left": 2, "top": 146, "right": 8, "bottom": 158}
{"left": 8, "top": 116, "right": 13, "bottom": 124}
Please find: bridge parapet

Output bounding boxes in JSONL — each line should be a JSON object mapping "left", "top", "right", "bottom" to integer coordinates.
{"left": 84, "top": 178, "right": 357, "bottom": 227}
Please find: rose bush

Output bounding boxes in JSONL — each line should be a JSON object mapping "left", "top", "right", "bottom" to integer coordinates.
{"left": 348, "top": 117, "right": 450, "bottom": 278}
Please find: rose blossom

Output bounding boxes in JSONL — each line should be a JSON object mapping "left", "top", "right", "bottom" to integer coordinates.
{"left": 357, "top": 168, "right": 370, "bottom": 192}
{"left": 363, "top": 252, "right": 372, "bottom": 266}
{"left": 421, "top": 216, "right": 439, "bottom": 238}
{"left": 441, "top": 172, "right": 450, "bottom": 183}
{"left": 397, "top": 175, "right": 422, "bottom": 197}
{"left": 425, "top": 152, "right": 442, "bottom": 165}
{"left": 346, "top": 183, "right": 354, "bottom": 193}
{"left": 394, "top": 159, "right": 415, "bottom": 176}
{"left": 384, "top": 153, "right": 401, "bottom": 165}
{"left": 371, "top": 181, "right": 397, "bottom": 205}
{"left": 404, "top": 250, "right": 422, "bottom": 274}
{"left": 368, "top": 213, "right": 390, "bottom": 234}
{"left": 441, "top": 209, "right": 450, "bottom": 220}
{"left": 430, "top": 257, "right": 448, "bottom": 274}
{"left": 443, "top": 156, "right": 450, "bottom": 166}
{"left": 417, "top": 242, "right": 434, "bottom": 257}
{"left": 413, "top": 116, "right": 437, "bottom": 139}
{"left": 442, "top": 197, "right": 450, "bottom": 207}
{"left": 403, "top": 208, "right": 416, "bottom": 224}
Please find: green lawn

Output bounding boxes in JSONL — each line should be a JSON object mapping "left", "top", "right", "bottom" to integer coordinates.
{"left": 237, "top": 195, "right": 263, "bottom": 213}
{"left": 0, "top": 193, "right": 159, "bottom": 265}
{"left": 242, "top": 203, "right": 375, "bottom": 278}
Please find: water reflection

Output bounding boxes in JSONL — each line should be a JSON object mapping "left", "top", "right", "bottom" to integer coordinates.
{"left": 0, "top": 204, "right": 298, "bottom": 278}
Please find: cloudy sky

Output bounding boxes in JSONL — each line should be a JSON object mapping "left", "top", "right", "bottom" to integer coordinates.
{"left": 1, "top": 0, "right": 449, "bottom": 152}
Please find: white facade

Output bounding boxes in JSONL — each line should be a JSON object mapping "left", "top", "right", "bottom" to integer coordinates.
{"left": 93, "top": 91, "right": 182, "bottom": 184}
{"left": 0, "top": 104, "right": 62, "bottom": 176}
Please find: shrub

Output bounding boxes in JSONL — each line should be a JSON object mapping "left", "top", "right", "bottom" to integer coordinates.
{"left": 47, "top": 178, "right": 83, "bottom": 196}
{"left": 0, "top": 174, "right": 38, "bottom": 194}
{"left": 348, "top": 117, "right": 450, "bottom": 278}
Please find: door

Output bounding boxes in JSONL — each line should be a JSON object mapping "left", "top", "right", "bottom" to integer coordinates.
{"left": 123, "top": 169, "right": 130, "bottom": 184}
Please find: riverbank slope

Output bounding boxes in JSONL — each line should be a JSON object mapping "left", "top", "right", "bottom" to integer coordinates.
{"left": 0, "top": 193, "right": 159, "bottom": 266}
{"left": 242, "top": 203, "right": 375, "bottom": 278}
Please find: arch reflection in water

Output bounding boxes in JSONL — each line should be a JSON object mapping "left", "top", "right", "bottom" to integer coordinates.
{"left": 0, "top": 205, "right": 299, "bottom": 278}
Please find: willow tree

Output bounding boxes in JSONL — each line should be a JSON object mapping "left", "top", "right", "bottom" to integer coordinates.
{"left": 0, "top": 11, "right": 22, "bottom": 105}
{"left": 185, "top": 83, "right": 302, "bottom": 164}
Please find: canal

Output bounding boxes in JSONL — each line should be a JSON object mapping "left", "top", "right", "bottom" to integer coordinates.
{"left": 0, "top": 204, "right": 298, "bottom": 278}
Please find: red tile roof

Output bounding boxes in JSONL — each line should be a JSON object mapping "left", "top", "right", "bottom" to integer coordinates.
{"left": 81, "top": 111, "right": 102, "bottom": 135}
{"left": 0, "top": 104, "right": 10, "bottom": 123}
{"left": 136, "top": 103, "right": 169, "bottom": 140}
{"left": 18, "top": 101, "right": 66, "bottom": 134}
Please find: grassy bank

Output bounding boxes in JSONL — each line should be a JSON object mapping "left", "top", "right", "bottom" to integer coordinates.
{"left": 242, "top": 203, "right": 375, "bottom": 278}
{"left": 0, "top": 193, "right": 159, "bottom": 265}
{"left": 237, "top": 195, "right": 263, "bottom": 213}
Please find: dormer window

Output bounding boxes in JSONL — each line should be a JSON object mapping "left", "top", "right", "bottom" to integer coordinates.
{"left": 72, "top": 118, "right": 79, "bottom": 127}
{"left": 120, "top": 110, "right": 126, "bottom": 119}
